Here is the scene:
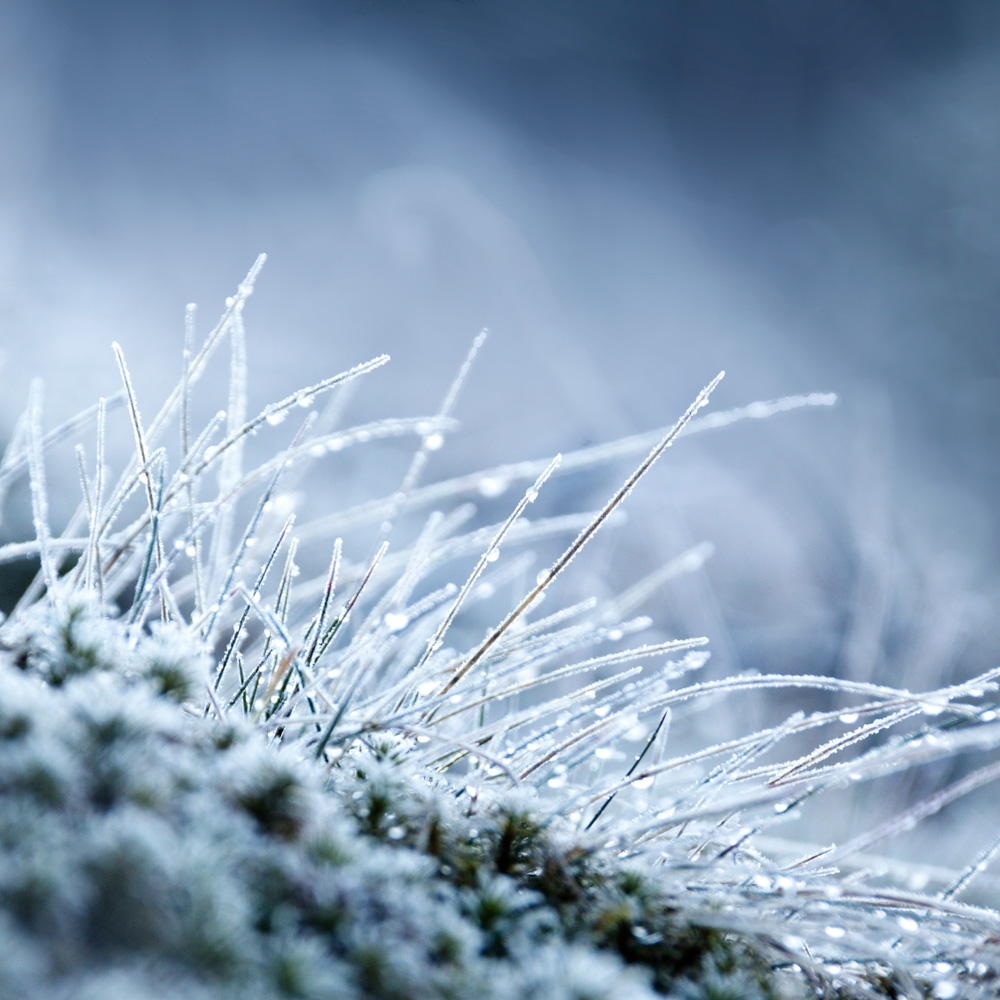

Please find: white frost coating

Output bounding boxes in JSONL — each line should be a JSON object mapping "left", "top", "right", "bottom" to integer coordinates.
{"left": 0, "top": 266, "right": 995, "bottom": 1000}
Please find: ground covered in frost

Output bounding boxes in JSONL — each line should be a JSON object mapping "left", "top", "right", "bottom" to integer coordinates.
{"left": 0, "top": 597, "right": 853, "bottom": 1000}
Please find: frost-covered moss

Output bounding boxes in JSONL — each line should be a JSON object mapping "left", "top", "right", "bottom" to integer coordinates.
{"left": 0, "top": 600, "right": 797, "bottom": 1000}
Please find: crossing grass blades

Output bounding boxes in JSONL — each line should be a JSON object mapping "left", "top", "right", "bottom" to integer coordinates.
{"left": 0, "top": 256, "right": 998, "bottom": 998}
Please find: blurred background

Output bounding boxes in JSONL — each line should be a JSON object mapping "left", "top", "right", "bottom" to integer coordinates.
{"left": 2, "top": 0, "right": 999, "bottom": 863}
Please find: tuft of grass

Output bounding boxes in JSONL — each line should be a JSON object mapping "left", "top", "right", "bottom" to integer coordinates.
{"left": 0, "top": 256, "right": 998, "bottom": 998}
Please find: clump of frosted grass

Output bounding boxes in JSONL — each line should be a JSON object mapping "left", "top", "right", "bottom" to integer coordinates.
{"left": 0, "top": 256, "right": 998, "bottom": 998}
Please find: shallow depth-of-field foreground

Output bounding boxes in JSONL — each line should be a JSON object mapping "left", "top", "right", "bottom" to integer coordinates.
{"left": 1, "top": 258, "right": 998, "bottom": 999}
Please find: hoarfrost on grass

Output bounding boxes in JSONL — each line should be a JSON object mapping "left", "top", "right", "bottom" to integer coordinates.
{"left": 1, "top": 260, "right": 999, "bottom": 998}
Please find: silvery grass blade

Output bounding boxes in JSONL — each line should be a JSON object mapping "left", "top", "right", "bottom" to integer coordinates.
{"left": 202, "top": 413, "right": 315, "bottom": 641}
{"left": 205, "top": 304, "right": 248, "bottom": 599}
{"left": 24, "top": 380, "right": 57, "bottom": 601}
{"left": 83, "top": 397, "right": 106, "bottom": 597}
{"left": 302, "top": 537, "right": 341, "bottom": 667}
{"left": 0, "top": 392, "right": 125, "bottom": 496}
{"left": 96, "top": 356, "right": 390, "bottom": 579}
{"left": 375, "top": 328, "right": 487, "bottom": 547}
{"left": 421, "top": 454, "right": 562, "bottom": 682}
{"left": 315, "top": 391, "right": 835, "bottom": 534}
{"left": 214, "top": 513, "right": 296, "bottom": 691}
{"left": 816, "top": 758, "right": 1000, "bottom": 870}
{"left": 432, "top": 371, "right": 724, "bottom": 703}
{"left": 941, "top": 828, "right": 1000, "bottom": 902}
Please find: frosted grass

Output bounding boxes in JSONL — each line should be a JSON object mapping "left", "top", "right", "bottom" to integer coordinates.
{"left": 2, "top": 258, "right": 999, "bottom": 998}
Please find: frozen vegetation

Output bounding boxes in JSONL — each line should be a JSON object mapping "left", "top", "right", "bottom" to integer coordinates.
{"left": 1, "top": 258, "right": 999, "bottom": 998}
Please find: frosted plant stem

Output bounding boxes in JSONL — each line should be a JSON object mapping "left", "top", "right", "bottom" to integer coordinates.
{"left": 85, "top": 398, "right": 107, "bottom": 597}
{"left": 586, "top": 709, "right": 670, "bottom": 831}
{"left": 181, "top": 304, "right": 206, "bottom": 617}
{"left": 25, "top": 380, "right": 58, "bottom": 602}
{"left": 207, "top": 308, "right": 248, "bottom": 597}
{"left": 214, "top": 515, "right": 296, "bottom": 691}
{"left": 376, "top": 329, "right": 487, "bottom": 547}
{"left": 941, "top": 828, "right": 1000, "bottom": 901}
{"left": 427, "top": 638, "right": 707, "bottom": 729}
{"left": 74, "top": 445, "right": 93, "bottom": 543}
{"left": 436, "top": 372, "right": 725, "bottom": 700}
{"left": 0, "top": 393, "right": 125, "bottom": 493}
{"left": 318, "top": 390, "right": 832, "bottom": 534}
{"left": 187, "top": 356, "right": 390, "bottom": 483}
{"left": 314, "top": 541, "right": 389, "bottom": 668}
{"left": 304, "top": 539, "right": 342, "bottom": 666}
{"left": 816, "top": 758, "right": 1000, "bottom": 869}
{"left": 143, "top": 254, "right": 266, "bottom": 449}
{"left": 235, "top": 584, "right": 323, "bottom": 705}
{"left": 422, "top": 455, "right": 561, "bottom": 684}
{"left": 114, "top": 342, "right": 169, "bottom": 621}
{"left": 202, "top": 414, "right": 315, "bottom": 641}
{"left": 311, "top": 544, "right": 390, "bottom": 759}
{"left": 128, "top": 456, "right": 167, "bottom": 626}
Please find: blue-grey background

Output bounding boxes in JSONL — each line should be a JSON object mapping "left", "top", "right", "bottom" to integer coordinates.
{"left": 2, "top": 0, "right": 1000, "bottom": 860}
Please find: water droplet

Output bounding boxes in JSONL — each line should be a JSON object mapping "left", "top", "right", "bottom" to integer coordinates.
{"left": 423, "top": 432, "right": 444, "bottom": 451}
{"left": 173, "top": 538, "right": 186, "bottom": 551}
{"left": 416, "top": 735, "right": 430, "bottom": 743}
{"left": 387, "top": 825, "right": 405, "bottom": 841}
{"left": 383, "top": 612, "right": 408, "bottom": 632}
{"left": 475, "top": 582, "right": 495, "bottom": 600}
{"left": 265, "top": 410, "right": 286, "bottom": 426}
{"left": 547, "top": 776, "right": 566, "bottom": 789}
{"left": 932, "top": 982, "right": 958, "bottom": 999}
{"left": 594, "top": 747, "right": 616, "bottom": 760}
{"left": 225, "top": 296, "right": 235, "bottom": 307}
{"left": 296, "top": 393, "right": 314, "bottom": 408}
{"left": 327, "top": 438, "right": 344, "bottom": 451}
{"left": 824, "top": 926, "right": 846, "bottom": 939}
{"left": 485, "top": 547, "right": 500, "bottom": 563}
{"left": 245, "top": 536, "right": 257, "bottom": 548}
{"left": 839, "top": 712, "right": 859, "bottom": 724}
{"left": 594, "top": 705, "right": 611, "bottom": 718}
{"left": 897, "top": 916, "right": 919, "bottom": 932}
{"left": 477, "top": 475, "right": 510, "bottom": 498}
{"left": 921, "top": 701, "right": 946, "bottom": 716}
{"left": 525, "top": 488, "right": 539, "bottom": 502}
{"left": 309, "top": 444, "right": 326, "bottom": 458}
{"left": 185, "top": 545, "right": 197, "bottom": 557}
{"left": 535, "top": 570, "right": 551, "bottom": 586}
{"left": 632, "top": 776, "right": 654, "bottom": 790}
